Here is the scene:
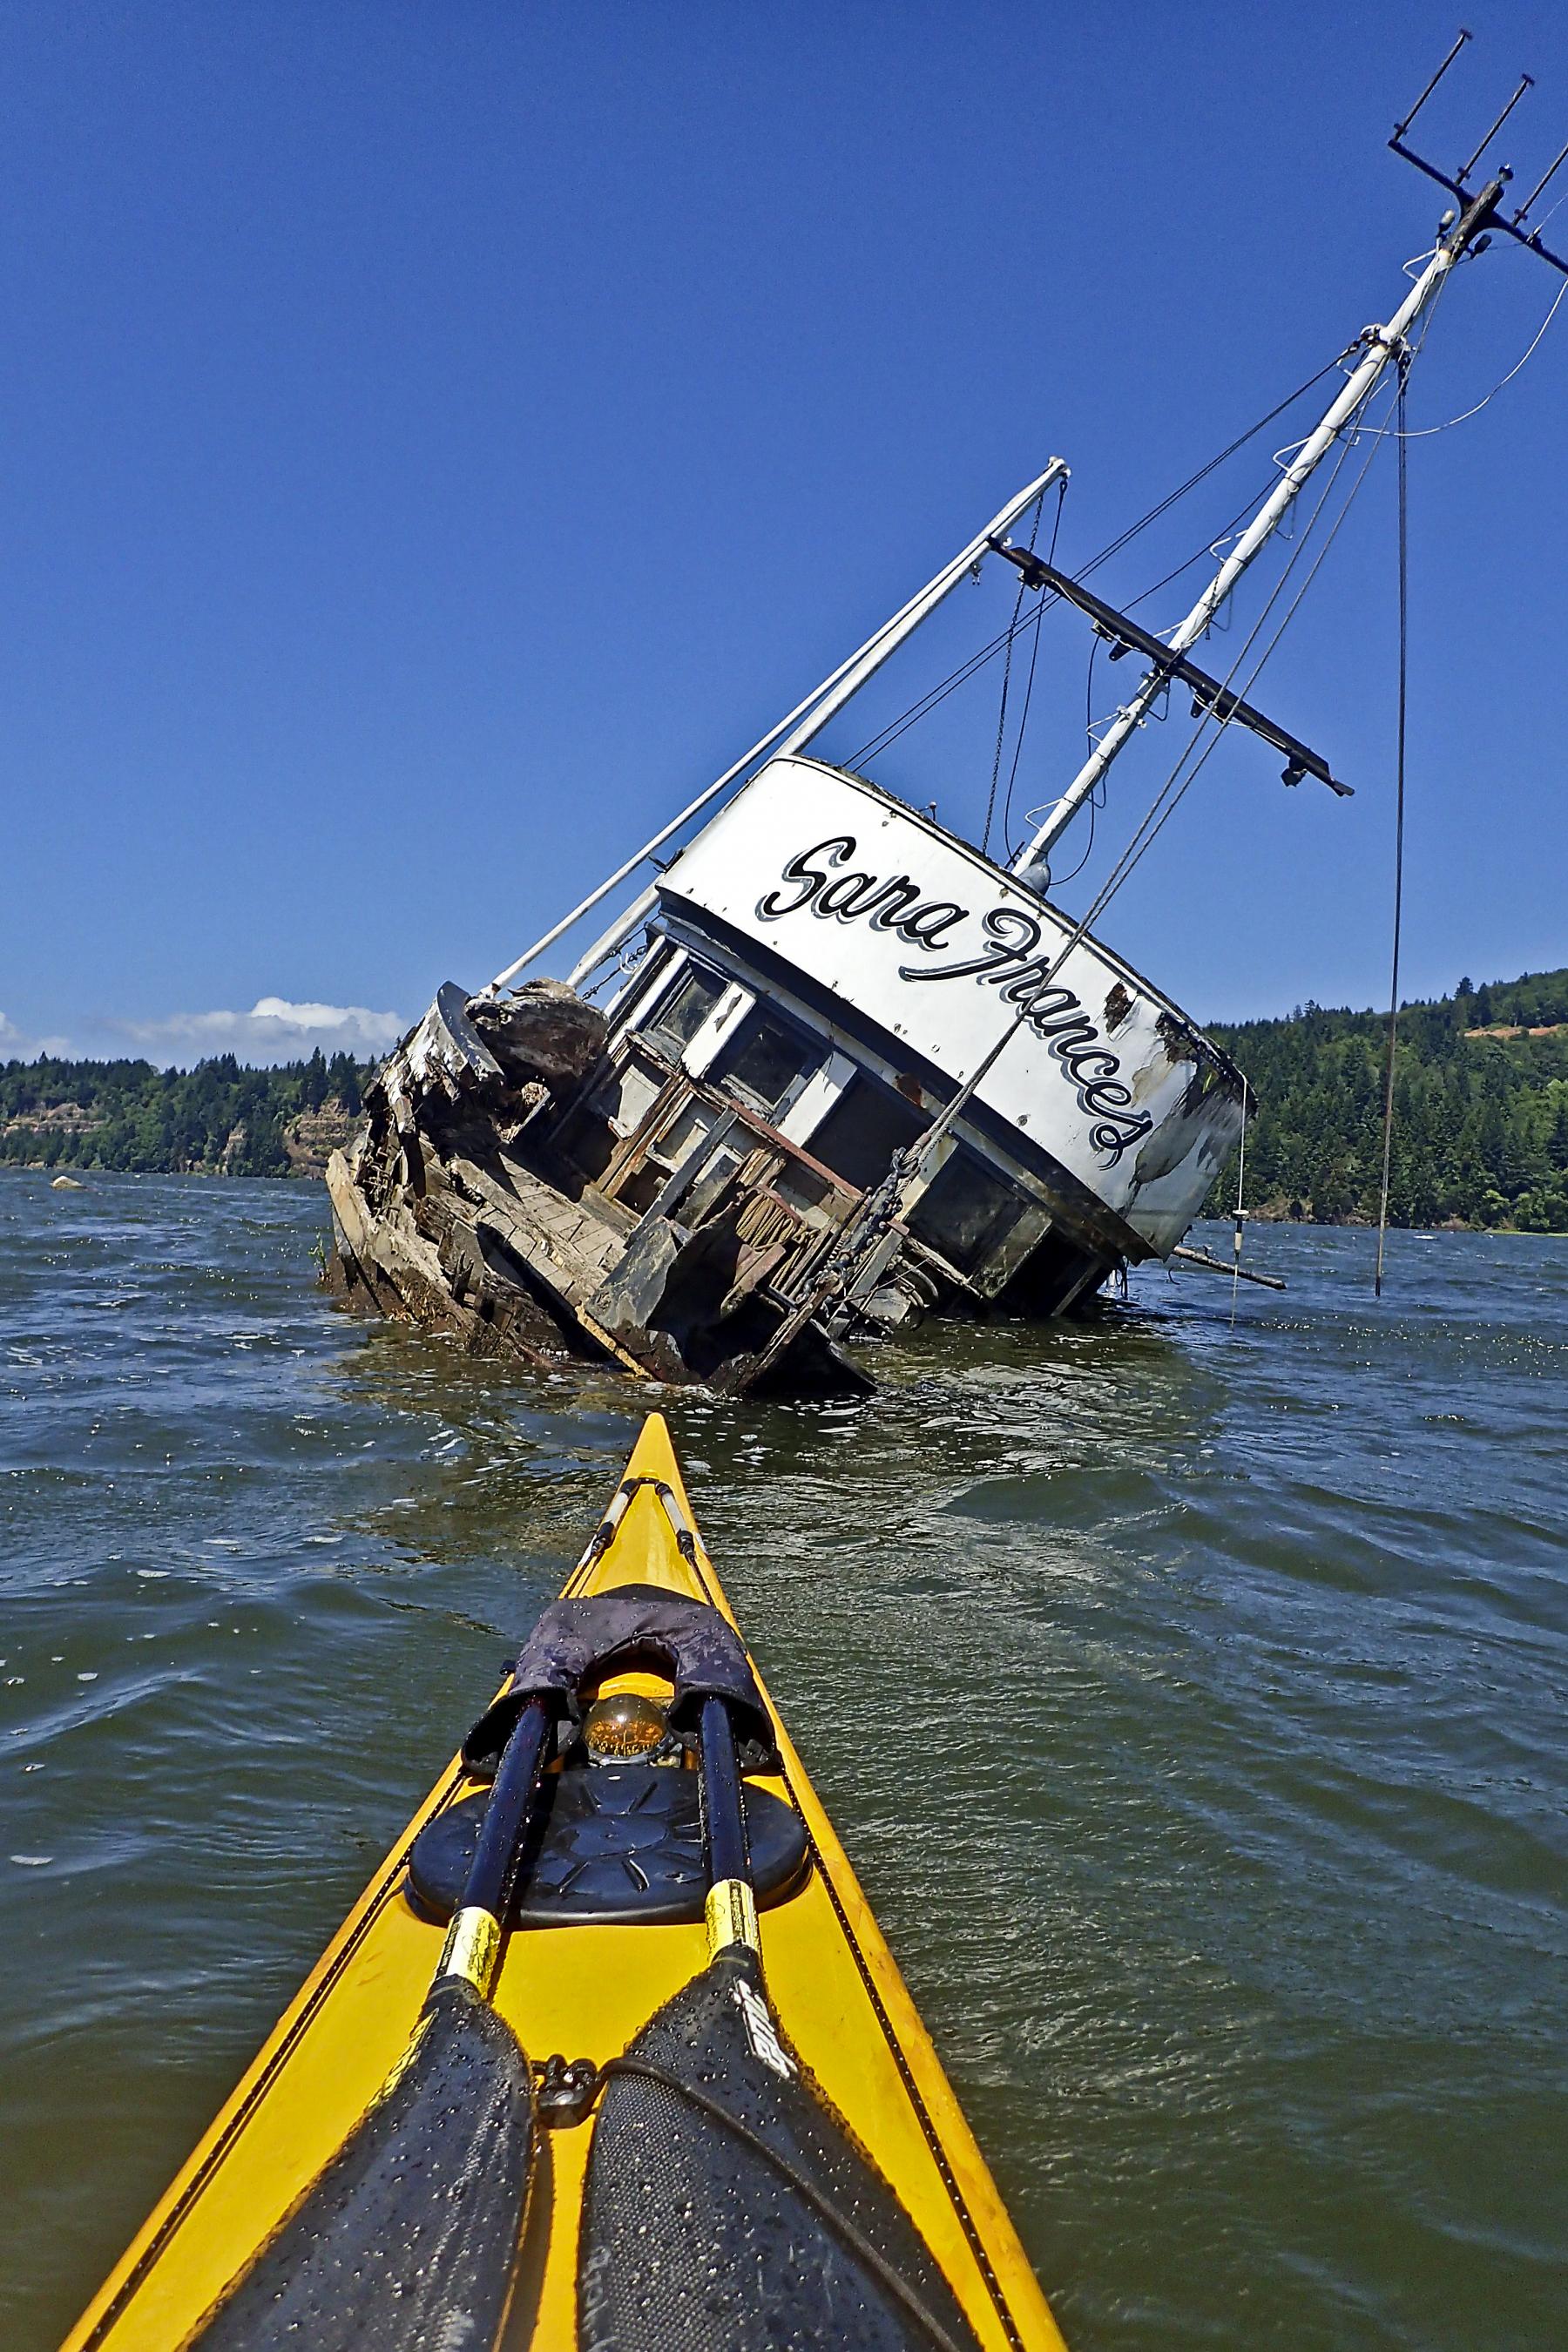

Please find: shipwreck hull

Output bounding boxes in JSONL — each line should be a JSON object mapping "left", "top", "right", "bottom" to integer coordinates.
{"left": 327, "top": 759, "right": 1245, "bottom": 1398}
{"left": 326, "top": 984, "right": 875, "bottom": 1395}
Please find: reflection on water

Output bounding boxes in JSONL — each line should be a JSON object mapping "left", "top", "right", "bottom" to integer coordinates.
{"left": 2, "top": 1171, "right": 1565, "bottom": 2350}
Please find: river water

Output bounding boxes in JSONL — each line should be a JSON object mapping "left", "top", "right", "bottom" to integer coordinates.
{"left": 1, "top": 1170, "right": 1563, "bottom": 2350}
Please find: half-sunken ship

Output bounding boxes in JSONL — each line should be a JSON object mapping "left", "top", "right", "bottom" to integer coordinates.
{"left": 328, "top": 43, "right": 1565, "bottom": 1393}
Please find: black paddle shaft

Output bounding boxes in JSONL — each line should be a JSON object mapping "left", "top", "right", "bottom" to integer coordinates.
{"left": 429, "top": 1689, "right": 555, "bottom": 2004}
{"left": 462, "top": 1694, "right": 554, "bottom": 1922}
{"left": 697, "top": 1692, "right": 753, "bottom": 1893}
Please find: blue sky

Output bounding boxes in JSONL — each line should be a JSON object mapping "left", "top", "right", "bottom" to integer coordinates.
{"left": 2, "top": 1, "right": 1565, "bottom": 1064}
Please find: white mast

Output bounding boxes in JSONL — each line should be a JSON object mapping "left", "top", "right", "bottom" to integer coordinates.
{"left": 486, "top": 459, "right": 1068, "bottom": 995}
{"left": 1009, "top": 213, "right": 1478, "bottom": 884}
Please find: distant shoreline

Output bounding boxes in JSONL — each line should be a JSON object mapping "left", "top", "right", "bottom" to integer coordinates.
{"left": 7, "top": 957, "right": 1566, "bottom": 1233}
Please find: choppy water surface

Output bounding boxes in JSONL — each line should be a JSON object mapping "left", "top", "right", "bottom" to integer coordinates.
{"left": 1, "top": 1171, "right": 1564, "bottom": 2349}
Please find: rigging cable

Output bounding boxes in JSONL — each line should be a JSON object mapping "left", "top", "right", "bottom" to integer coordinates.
{"left": 981, "top": 488, "right": 1047, "bottom": 857}
{"left": 847, "top": 347, "right": 1354, "bottom": 775}
{"left": 855, "top": 372, "right": 1403, "bottom": 1272}
{"left": 1231, "top": 1102, "right": 1248, "bottom": 1331}
{"left": 1046, "top": 368, "right": 1396, "bottom": 970}
{"left": 996, "top": 476, "right": 1066, "bottom": 857}
{"left": 1041, "top": 636, "right": 1103, "bottom": 887}
{"left": 1375, "top": 372, "right": 1410, "bottom": 1298}
{"left": 1369, "top": 274, "right": 1565, "bottom": 438}
{"left": 906, "top": 381, "right": 1397, "bottom": 1175}
{"left": 1121, "top": 471, "right": 1281, "bottom": 612}
{"left": 1066, "top": 287, "right": 1450, "bottom": 909}
{"left": 1071, "top": 348, "right": 1353, "bottom": 583}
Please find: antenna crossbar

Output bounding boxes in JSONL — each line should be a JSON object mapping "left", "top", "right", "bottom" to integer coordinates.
{"left": 1389, "top": 30, "right": 1568, "bottom": 274}
{"left": 1392, "top": 26, "right": 1471, "bottom": 139}
{"left": 985, "top": 542, "right": 1351, "bottom": 796}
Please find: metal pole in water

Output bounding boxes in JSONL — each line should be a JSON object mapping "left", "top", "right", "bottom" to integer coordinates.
{"left": 1375, "top": 380, "right": 1410, "bottom": 1298}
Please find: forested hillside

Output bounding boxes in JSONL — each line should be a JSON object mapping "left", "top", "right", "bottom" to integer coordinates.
{"left": 4, "top": 970, "right": 1567, "bottom": 1227}
{"left": 1206, "top": 969, "right": 1568, "bottom": 1231}
{"left": 0, "top": 1051, "right": 369, "bottom": 1179}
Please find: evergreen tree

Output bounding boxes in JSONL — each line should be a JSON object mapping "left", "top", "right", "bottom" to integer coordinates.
{"left": 0, "top": 1053, "right": 376, "bottom": 1179}
{"left": 1204, "top": 967, "right": 1568, "bottom": 1230}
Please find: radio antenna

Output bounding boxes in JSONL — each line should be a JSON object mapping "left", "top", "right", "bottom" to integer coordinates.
{"left": 1391, "top": 25, "right": 1471, "bottom": 140}
{"left": 1389, "top": 28, "right": 1568, "bottom": 274}
{"left": 1009, "top": 30, "right": 1567, "bottom": 885}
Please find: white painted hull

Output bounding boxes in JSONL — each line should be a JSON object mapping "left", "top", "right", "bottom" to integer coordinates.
{"left": 653, "top": 758, "right": 1244, "bottom": 1256}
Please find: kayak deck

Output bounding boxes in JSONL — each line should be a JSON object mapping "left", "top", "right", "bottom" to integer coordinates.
{"left": 62, "top": 1414, "right": 1064, "bottom": 2352}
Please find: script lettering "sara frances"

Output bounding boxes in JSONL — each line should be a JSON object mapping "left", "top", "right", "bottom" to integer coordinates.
{"left": 754, "top": 837, "right": 1153, "bottom": 1160}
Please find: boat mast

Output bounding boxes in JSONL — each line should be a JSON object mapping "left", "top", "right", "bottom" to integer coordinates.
{"left": 485, "top": 460, "right": 1068, "bottom": 996}
{"left": 1009, "top": 186, "right": 1504, "bottom": 885}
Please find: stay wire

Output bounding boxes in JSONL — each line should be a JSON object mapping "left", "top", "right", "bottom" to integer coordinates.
{"left": 1078, "top": 386, "right": 1389, "bottom": 931}
{"left": 1044, "top": 637, "right": 1102, "bottom": 887}
{"left": 850, "top": 454, "right": 1281, "bottom": 779}
{"left": 1041, "top": 429, "right": 1367, "bottom": 929}
{"left": 1230, "top": 1105, "right": 1248, "bottom": 1331}
{"left": 909, "top": 389, "right": 1393, "bottom": 1169}
{"left": 981, "top": 489, "right": 1046, "bottom": 857}
{"left": 1122, "top": 471, "right": 1281, "bottom": 612}
{"left": 1368, "top": 275, "right": 1565, "bottom": 440}
{"left": 1072, "top": 347, "right": 1352, "bottom": 584}
{"left": 847, "top": 346, "right": 1351, "bottom": 778}
{"left": 1375, "top": 375, "right": 1409, "bottom": 1298}
{"left": 1035, "top": 364, "right": 1396, "bottom": 1018}
{"left": 859, "top": 374, "right": 1400, "bottom": 1270}
{"left": 997, "top": 477, "right": 1066, "bottom": 858}
{"left": 1067, "top": 295, "right": 1446, "bottom": 909}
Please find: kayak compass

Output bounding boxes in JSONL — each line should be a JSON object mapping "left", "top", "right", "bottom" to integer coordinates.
{"left": 580, "top": 1688, "right": 671, "bottom": 1762}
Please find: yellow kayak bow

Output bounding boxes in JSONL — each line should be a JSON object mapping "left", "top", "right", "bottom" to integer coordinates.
{"left": 62, "top": 1413, "right": 1066, "bottom": 2352}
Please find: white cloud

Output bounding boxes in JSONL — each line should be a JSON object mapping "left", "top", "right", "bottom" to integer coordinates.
{"left": 0, "top": 1010, "right": 73, "bottom": 1060}
{"left": 108, "top": 997, "right": 407, "bottom": 1068}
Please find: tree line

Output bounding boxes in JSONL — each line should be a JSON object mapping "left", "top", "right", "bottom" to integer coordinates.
{"left": 0, "top": 1051, "right": 368, "bottom": 1179}
{"left": 4, "top": 968, "right": 1567, "bottom": 1228}
{"left": 1204, "top": 968, "right": 1568, "bottom": 1232}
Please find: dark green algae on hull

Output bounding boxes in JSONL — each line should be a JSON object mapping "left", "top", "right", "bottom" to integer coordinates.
{"left": 1, "top": 1167, "right": 1564, "bottom": 2352}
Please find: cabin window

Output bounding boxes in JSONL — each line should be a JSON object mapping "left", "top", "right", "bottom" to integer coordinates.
{"left": 610, "top": 1058, "right": 663, "bottom": 1135}
{"left": 712, "top": 1011, "right": 821, "bottom": 1117}
{"left": 606, "top": 940, "right": 678, "bottom": 1037}
{"left": 908, "top": 1150, "right": 1029, "bottom": 1277}
{"left": 643, "top": 964, "right": 725, "bottom": 1061}
{"left": 808, "top": 1073, "right": 927, "bottom": 1193}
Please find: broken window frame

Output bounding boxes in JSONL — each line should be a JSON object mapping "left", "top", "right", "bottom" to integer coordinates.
{"left": 641, "top": 960, "right": 727, "bottom": 1063}
{"left": 904, "top": 1144, "right": 1037, "bottom": 1281}
{"left": 708, "top": 1004, "right": 824, "bottom": 1122}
